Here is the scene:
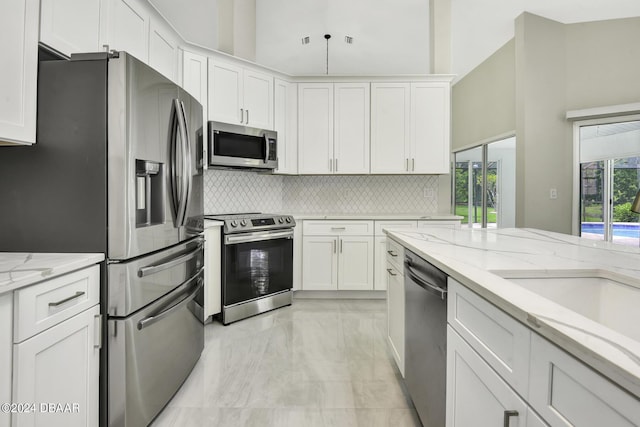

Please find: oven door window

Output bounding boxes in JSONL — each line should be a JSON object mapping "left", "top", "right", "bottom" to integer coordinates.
{"left": 214, "top": 131, "right": 265, "bottom": 159}
{"left": 223, "top": 237, "right": 293, "bottom": 305}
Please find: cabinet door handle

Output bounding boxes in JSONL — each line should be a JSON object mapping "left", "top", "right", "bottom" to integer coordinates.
{"left": 387, "top": 250, "right": 397, "bottom": 257}
{"left": 333, "top": 240, "right": 337, "bottom": 253}
{"left": 240, "top": 108, "right": 244, "bottom": 123}
{"left": 246, "top": 109, "right": 249, "bottom": 124}
{"left": 329, "top": 158, "right": 333, "bottom": 172}
{"left": 94, "top": 314, "right": 102, "bottom": 349}
{"left": 406, "top": 158, "right": 409, "bottom": 171}
{"left": 48, "top": 291, "right": 85, "bottom": 307}
{"left": 412, "top": 158, "right": 415, "bottom": 171}
{"left": 386, "top": 268, "right": 397, "bottom": 276}
{"left": 331, "top": 227, "right": 346, "bottom": 231}
{"left": 503, "top": 410, "right": 519, "bottom": 427}
{"left": 335, "top": 158, "right": 338, "bottom": 172}
{"left": 339, "top": 239, "right": 343, "bottom": 253}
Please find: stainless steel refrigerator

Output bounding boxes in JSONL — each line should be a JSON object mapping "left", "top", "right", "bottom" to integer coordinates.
{"left": 0, "top": 50, "right": 205, "bottom": 427}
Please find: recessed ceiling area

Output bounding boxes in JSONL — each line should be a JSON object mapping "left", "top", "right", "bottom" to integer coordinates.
{"left": 256, "top": 0, "right": 430, "bottom": 75}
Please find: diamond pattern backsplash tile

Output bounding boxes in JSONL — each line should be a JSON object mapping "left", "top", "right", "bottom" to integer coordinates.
{"left": 204, "top": 169, "right": 284, "bottom": 214}
{"left": 283, "top": 175, "right": 440, "bottom": 214}
{"left": 204, "top": 170, "right": 441, "bottom": 214}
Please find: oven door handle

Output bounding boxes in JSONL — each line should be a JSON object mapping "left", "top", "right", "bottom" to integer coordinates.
{"left": 225, "top": 229, "right": 294, "bottom": 245}
{"left": 137, "top": 273, "right": 203, "bottom": 330}
{"left": 138, "top": 242, "right": 203, "bottom": 277}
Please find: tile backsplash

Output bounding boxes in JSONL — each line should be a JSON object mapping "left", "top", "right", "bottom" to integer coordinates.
{"left": 204, "top": 169, "right": 441, "bottom": 214}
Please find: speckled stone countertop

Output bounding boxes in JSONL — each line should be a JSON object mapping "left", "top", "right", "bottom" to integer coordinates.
{"left": 385, "top": 227, "right": 640, "bottom": 399}
{"left": 0, "top": 253, "right": 104, "bottom": 295}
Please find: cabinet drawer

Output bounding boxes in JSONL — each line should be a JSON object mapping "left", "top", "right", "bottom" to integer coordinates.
{"left": 386, "top": 238, "right": 405, "bottom": 273}
{"left": 303, "top": 220, "right": 373, "bottom": 236}
{"left": 374, "top": 220, "right": 417, "bottom": 235}
{"left": 529, "top": 333, "right": 640, "bottom": 427}
{"left": 417, "top": 220, "right": 460, "bottom": 229}
{"left": 447, "top": 278, "right": 531, "bottom": 397}
{"left": 14, "top": 265, "right": 100, "bottom": 343}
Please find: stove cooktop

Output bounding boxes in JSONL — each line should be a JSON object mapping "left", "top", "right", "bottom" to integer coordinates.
{"left": 204, "top": 212, "right": 295, "bottom": 233}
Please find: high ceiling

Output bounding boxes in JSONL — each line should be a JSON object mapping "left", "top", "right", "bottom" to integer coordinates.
{"left": 150, "top": 0, "right": 640, "bottom": 78}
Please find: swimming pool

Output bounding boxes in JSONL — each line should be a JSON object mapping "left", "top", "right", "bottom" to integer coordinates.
{"left": 581, "top": 223, "right": 640, "bottom": 238}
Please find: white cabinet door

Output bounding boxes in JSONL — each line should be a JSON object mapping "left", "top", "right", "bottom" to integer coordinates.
{"left": 302, "top": 236, "right": 338, "bottom": 290}
{"left": 243, "top": 69, "right": 273, "bottom": 129}
{"left": 338, "top": 236, "right": 374, "bottom": 290}
{"left": 528, "top": 333, "right": 640, "bottom": 427}
{"left": 374, "top": 236, "right": 388, "bottom": 291}
{"left": 447, "top": 326, "right": 529, "bottom": 427}
{"left": 182, "top": 50, "right": 208, "bottom": 167}
{"left": 386, "top": 261, "right": 404, "bottom": 376}
{"left": 204, "top": 225, "right": 222, "bottom": 318}
{"left": 208, "top": 59, "right": 243, "bottom": 124}
{"left": 0, "top": 0, "right": 38, "bottom": 145}
{"left": 0, "top": 294, "right": 12, "bottom": 427}
{"left": 410, "top": 82, "right": 450, "bottom": 174}
{"left": 40, "top": 0, "right": 101, "bottom": 57}
{"left": 106, "top": 0, "right": 149, "bottom": 63}
{"left": 370, "top": 83, "right": 410, "bottom": 174}
{"left": 148, "top": 17, "right": 178, "bottom": 82}
{"left": 274, "top": 79, "right": 298, "bottom": 174}
{"left": 334, "top": 83, "right": 370, "bottom": 174}
{"left": 298, "top": 83, "right": 334, "bottom": 174}
{"left": 12, "top": 305, "right": 100, "bottom": 427}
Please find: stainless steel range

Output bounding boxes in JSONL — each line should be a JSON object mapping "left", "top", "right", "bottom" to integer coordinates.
{"left": 205, "top": 213, "right": 295, "bottom": 324}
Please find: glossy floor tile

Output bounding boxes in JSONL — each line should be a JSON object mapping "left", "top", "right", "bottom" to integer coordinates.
{"left": 151, "top": 299, "right": 421, "bottom": 427}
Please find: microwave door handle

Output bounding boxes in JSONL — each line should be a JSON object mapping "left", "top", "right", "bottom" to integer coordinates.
{"left": 264, "top": 134, "right": 269, "bottom": 163}
{"left": 178, "top": 100, "right": 192, "bottom": 227}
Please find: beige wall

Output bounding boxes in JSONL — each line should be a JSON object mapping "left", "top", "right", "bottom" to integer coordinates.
{"left": 451, "top": 39, "right": 515, "bottom": 151}
{"left": 216, "top": 0, "right": 256, "bottom": 61}
{"left": 565, "top": 17, "right": 640, "bottom": 111}
{"left": 452, "top": 13, "right": 640, "bottom": 235}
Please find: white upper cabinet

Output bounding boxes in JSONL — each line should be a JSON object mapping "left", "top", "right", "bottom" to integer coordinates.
{"left": 40, "top": 0, "right": 102, "bottom": 57}
{"left": 370, "top": 83, "right": 411, "bottom": 173}
{"left": 148, "top": 16, "right": 178, "bottom": 82}
{"left": 0, "top": 0, "right": 38, "bottom": 145}
{"left": 208, "top": 59, "right": 273, "bottom": 129}
{"left": 181, "top": 49, "right": 208, "bottom": 168}
{"left": 298, "top": 83, "right": 334, "bottom": 174}
{"left": 371, "top": 81, "right": 451, "bottom": 174}
{"left": 103, "top": 0, "right": 150, "bottom": 63}
{"left": 298, "top": 82, "right": 370, "bottom": 175}
{"left": 274, "top": 79, "right": 298, "bottom": 174}
{"left": 410, "top": 82, "right": 450, "bottom": 174}
{"left": 334, "top": 83, "right": 370, "bottom": 174}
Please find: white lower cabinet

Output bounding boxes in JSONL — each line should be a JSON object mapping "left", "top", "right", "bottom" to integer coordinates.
{"left": 528, "top": 334, "right": 640, "bottom": 427}
{"left": 204, "top": 223, "right": 222, "bottom": 319}
{"left": 12, "top": 305, "right": 100, "bottom": 427}
{"left": 301, "top": 221, "right": 374, "bottom": 291}
{"left": 386, "top": 258, "right": 404, "bottom": 376}
{"left": 373, "top": 220, "right": 417, "bottom": 291}
{"left": 447, "top": 326, "right": 538, "bottom": 427}
{"left": 0, "top": 294, "right": 12, "bottom": 427}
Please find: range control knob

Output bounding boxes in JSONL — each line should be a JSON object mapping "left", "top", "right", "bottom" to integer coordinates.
{"left": 278, "top": 217, "right": 285, "bottom": 224}
{"left": 240, "top": 219, "right": 247, "bottom": 227}
{"left": 230, "top": 220, "right": 238, "bottom": 228}
{"left": 285, "top": 217, "right": 292, "bottom": 223}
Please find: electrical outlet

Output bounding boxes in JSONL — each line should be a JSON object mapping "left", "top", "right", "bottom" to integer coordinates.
{"left": 550, "top": 188, "right": 558, "bottom": 199}
{"left": 424, "top": 188, "right": 435, "bottom": 199}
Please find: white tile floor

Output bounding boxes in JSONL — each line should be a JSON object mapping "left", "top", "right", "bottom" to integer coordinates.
{"left": 151, "top": 299, "right": 421, "bottom": 427}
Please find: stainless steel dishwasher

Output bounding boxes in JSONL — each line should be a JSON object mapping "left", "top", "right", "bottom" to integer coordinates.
{"left": 404, "top": 249, "right": 448, "bottom": 427}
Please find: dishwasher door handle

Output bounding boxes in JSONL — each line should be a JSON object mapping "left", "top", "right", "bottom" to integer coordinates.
{"left": 406, "top": 265, "right": 447, "bottom": 300}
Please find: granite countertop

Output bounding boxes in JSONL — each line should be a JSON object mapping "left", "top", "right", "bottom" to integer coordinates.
{"left": 385, "top": 227, "right": 640, "bottom": 398}
{"left": 0, "top": 253, "right": 105, "bottom": 295}
{"left": 289, "top": 213, "right": 463, "bottom": 221}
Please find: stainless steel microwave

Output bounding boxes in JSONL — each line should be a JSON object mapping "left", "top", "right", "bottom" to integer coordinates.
{"left": 208, "top": 121, "right": 277, "bottom": 170}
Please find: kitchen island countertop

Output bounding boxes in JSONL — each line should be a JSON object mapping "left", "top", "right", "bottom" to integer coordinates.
{"left": 385, "top": 226, "right": 640, "bottom": 399}
{"left": 0, "top": 252, "right": 104, "bottom": 295}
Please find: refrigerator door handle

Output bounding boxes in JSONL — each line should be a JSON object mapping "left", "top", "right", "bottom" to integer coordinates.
{"left": 177, "top": 100, "right": 193, "bottom": 227}
{"left": 137, "top": 242, "right": 203, "bottom": 277}
{"left": 170, "top": 99, "right": 189, "bottom": 228}
{"left": 137, "top": 274, "right": 203, "bottom": 330}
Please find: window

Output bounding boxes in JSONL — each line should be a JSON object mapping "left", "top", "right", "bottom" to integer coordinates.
{"left": 454, "top": 137, "right": 516, "bottom": 228}
{"left": 577, "top": 119, "right": 640, "bottom": 246}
